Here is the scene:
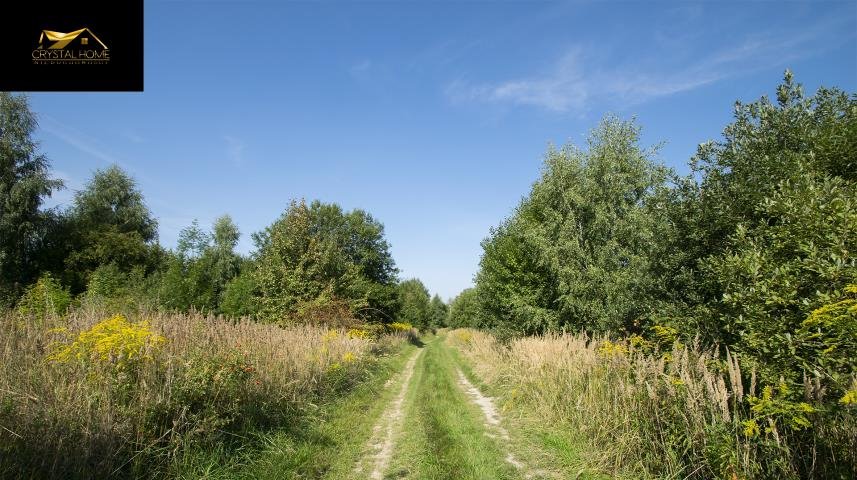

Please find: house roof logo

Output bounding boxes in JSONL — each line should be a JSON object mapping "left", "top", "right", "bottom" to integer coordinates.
{"left": 38, "top": 28, "right": 108, "bottom": 50}
{"left": 32, "top": 27, "right": 110, "bottom": 64}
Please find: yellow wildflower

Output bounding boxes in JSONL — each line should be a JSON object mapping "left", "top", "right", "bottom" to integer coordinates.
{"left": 48, "top": 314, "right": 165, "bottom": 368}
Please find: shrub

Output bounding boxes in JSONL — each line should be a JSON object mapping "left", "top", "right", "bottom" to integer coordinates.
{"left": 144, "top": 350, "right": 260, "bottom": 446}
{"left": 15, "top": 273, "right": 72, "bottom": 322}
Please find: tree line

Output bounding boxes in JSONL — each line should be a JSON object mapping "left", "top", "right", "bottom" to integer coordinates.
{"left": 0, "top": 92, "right": 446, "bottom": 328}
{"left": 449, "top": 72, "right": 855, "bottom": 476}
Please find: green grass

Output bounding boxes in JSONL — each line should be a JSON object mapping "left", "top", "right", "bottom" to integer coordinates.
{"left": 169, "top": 344, "right": 418, "bottom": 479}
{"left": 448, "top": 341, "right": 611, "bottom": 480}
{"left": 386, "top": 335, "right": 519, "bottom": 480}
{"left": 169, "top": 333, "right": 611, "bottom": 480}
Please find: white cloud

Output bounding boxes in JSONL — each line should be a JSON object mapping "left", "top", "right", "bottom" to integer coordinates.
{"left": 448, "top": 17, "right": 852, "bottom": 114}
{"left": 40, "top": 115, "right": 123, "bottom": 165}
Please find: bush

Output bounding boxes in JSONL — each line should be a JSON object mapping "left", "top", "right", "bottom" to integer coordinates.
{"left": 144, "top": 350, "right": 261, "bottom": 446}
{"left": 15, "top": 273, "right": 72, "bottom": 323}
{"left": 219, "top": 271, "right": 256, "bottom": 317}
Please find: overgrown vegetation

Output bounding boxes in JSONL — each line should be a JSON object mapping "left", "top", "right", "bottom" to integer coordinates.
{"left": 3, "top": 70, "right": 853, "bottom": 478}
{"left": 0, "top": 307, "right": 409, "bottom": 478}
{"left": 464, "top": 72, "right": 856, "bottom": 478}
{"left": 0, "top": 92, "right": 444, "bottom": 477}
{"left": 450, "top": 320, "right": 855, "bottom": 479}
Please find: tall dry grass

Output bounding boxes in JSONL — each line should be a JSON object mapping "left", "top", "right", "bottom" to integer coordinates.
{"left": 0, "top": 307, "right": 404, "bottom": 478}
{"left": 449, "top": 328, "right": 855, "bottom": 479}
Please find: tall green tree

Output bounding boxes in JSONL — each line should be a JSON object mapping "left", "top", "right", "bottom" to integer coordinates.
{"left": 0, "top": 93, "right": 62, "bottom": 305}
{"left": 476, "top": 117, "right": 670, "bottom": 335}
{"left": 447, "top": 288, "right": 480, "bottom": 328}
{"left": 397, "top": 278, "right": 431, "bottom": 328}
{"left": 155, "top": 215, "right": 244, "bottom": 313}
{"left": 63, "top": 165, "right": 159, "bottom": 292}
{"left": 252, "top": 199, "right": 398, "bottom": 323}
{"left": 429, "top": 294, "right": 448, "bottom": 327}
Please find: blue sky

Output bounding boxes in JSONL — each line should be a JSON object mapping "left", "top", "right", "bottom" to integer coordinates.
{"left": 31, "top": 0, "right": 856, "bottom": 300}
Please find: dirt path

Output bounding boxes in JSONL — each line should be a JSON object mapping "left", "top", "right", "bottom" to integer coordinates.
{"left": 456, "top": 369, "right": 552, "bottom": 479}
{"left": 348, "top": 336, "right": 563, "bottom": 480}
{"left": 353, "top": 348, "right": 422, "bottom": 480}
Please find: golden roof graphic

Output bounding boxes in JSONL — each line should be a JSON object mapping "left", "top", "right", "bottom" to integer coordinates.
{"left": 39, "top": 28, "right": 107, "bottom": 49}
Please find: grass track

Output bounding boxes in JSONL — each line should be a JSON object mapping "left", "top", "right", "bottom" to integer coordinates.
{"left": 385, "top": 335, "right": 519, "bottom": 480}
{"left": 175, "top": 334, "right": 605, "bottom": 480}
{"left": 449, "top": 341, "right": 613, "bottom": 480}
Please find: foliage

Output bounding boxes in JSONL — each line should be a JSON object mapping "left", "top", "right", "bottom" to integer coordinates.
{"left": 476, "top": 116, "right": 670, "bottom": 335}
{"left": 429, "top": 294, "right": 448, "bottom": 327}
{"left": 155, "top": 216, "right": 244, "bottom": 313}
{"left": 62, "top": 165, "right": 160, "bottom": 293}
{"left": 0, "top": 93, "right": 62, "bottom": 305}
{"left": 252, "top": 199, "right": 398, "bottom": 323}
{"left": 219, "top": 269, "right": 257, "bottom": 317}
{"left": 144, "top": 350, "right": 259, "bottom": 445}
{"left": 795, "top": 285, "right": 857, "bottom": 401}
{"left": 446, "top": 288, "right": 480, "bottom": 328}
{"left": 689, "top": 72, "right": 856, "bottom": 360}
{"left": 80, "top": 263, "right": 154, "bottom": 313}
{"left": 397, "top": 278, "right": 431, "bottom": 329}
{"left": 14, "top": 273, "right": 72, "bottom": 321}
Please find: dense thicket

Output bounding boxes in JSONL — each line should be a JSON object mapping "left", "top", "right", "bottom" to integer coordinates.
{"left": 476, "top": 116, "right": 669, "bottom": 335}
{"left": 428, "top": 294, "right": 448, "bottom": 327}
{"left": 155, "top": 216, "right": 244, "bottom": 313}
{"left": 470, "top": 72, "right": 856, "bottom": 478}
{"left": 447, "top": 288, "right": 479, "bottom": 329}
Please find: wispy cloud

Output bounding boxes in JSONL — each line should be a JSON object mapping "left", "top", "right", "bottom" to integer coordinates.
{"left": 40, "top": 115, "right": 124, "bottom": 165}
{"left": 349, "top": 59, "right": 372, "bottom": 80}
{"left": 224, "top": 135, "right": 245, "bottom": 166}
{"left": 120, "top": 129, "right": 145, "bottom": 143}
{"left": 447, "top": 17, "right": 852, "bottom": 114}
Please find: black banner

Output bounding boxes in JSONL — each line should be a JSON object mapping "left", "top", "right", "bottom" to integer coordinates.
{"left": 0, "top": 0, "right": 143, "bottom": 91}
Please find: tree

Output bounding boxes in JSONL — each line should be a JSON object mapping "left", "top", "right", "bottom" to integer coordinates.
{"left": 671, "top": 72, "right": 857, "bottom": 379}
{"left": 429, "top": 294, "right": 448, "bottom": 327}
{"left": 220, "top": 270, "right": 256, "bottom": 318}
{"left": 397, "top": 279, "right": 431, "bottom": 329}
{"left": 155, "top": 215, "right": 244, "bottom": 313}
{"left": 447, "top": 288, "right": 480, "bottom": 328}
{"left": 63, "top": 165, "right": 159, "bottom": 292}
{"left": 0, "top": 93, "right": 62, "bottom": 305}
{"left": 252, "top": 199, "right": 398, "bottom": 323}
{"left": 476, "top": 116, "right": 670, "bottom": 335}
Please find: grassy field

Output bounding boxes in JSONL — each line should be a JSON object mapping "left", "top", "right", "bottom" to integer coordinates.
{"left": 0, "top": 308, "right": 409, "bottom": 478}
{"left": 447, "top": 328, "right": 857, "bottom": 479}
{"left": 9, "top": 310, "right": 847, "bottom": 479}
